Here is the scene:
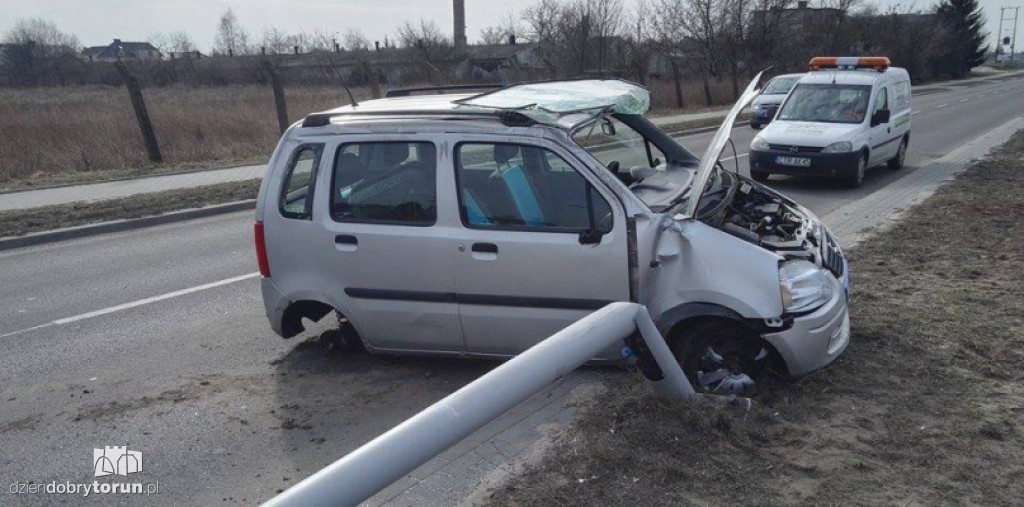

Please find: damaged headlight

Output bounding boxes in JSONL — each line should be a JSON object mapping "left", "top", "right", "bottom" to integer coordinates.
{"left": 751, "top": 137, "right": 770, "bottom": 151}
{"left": 779, "top": 260, "right": 835, "bottom": 313}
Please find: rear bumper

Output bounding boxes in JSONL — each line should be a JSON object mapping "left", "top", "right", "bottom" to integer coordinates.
{"left": 750, "top": 149, "right": 861, "bottom": 177}
{"left": 261, "top": 277, "right": 289, "bottom": 337}
{"left": 762, "top": 273, "right": 849, "bottom": 377}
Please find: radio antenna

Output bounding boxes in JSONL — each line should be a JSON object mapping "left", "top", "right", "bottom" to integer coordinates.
{"left": 342, "top": 82, "right": 359, "bottom": 107}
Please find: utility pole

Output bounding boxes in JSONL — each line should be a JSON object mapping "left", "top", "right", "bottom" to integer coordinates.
{"left": 999, "top": 6, "right": 1020, "bottom": 63}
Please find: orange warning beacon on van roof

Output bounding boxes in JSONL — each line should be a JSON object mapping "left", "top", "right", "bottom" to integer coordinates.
{"left": 809, "top": 56, "right": 891, "bottom": 72}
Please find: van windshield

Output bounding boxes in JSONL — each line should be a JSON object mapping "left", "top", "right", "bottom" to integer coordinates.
{"left": 777, "top": 83, "right": 871, "bottom": 124}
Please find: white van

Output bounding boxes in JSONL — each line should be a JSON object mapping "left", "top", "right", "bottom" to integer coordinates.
{"left": 749, "top": 57, "right": 911, "bottom": 187}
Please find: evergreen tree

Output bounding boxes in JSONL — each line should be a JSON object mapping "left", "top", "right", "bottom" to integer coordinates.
{"left": 934, "top": 0, "right": 988, "bottom": 78}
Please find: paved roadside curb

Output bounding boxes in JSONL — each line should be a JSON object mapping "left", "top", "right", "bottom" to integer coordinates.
{"left": 823, "top": 115, "right": 1024, "bottom": 248}
{"left": 0, "top": 200, "right": 255, "bottom": 252}
{"left": 0, "top": 161, "right": 264, "bottom": 196}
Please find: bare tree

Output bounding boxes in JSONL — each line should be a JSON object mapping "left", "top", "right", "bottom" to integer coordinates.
{"left": 479, "top": 11, "right": 522, "bottom": 45}
{"left": 214, "top": 8, "right": 251, "bottom": 55}
{"left": 152, "top": 31, "right": 197, "bottom": 55}
{"left": 4, "top": 18, "right": 79, "bottom": 50}
{"left": 2, "top": 18, "right": 81, "bottom": 85}
{"left": 522, "top": 0, "right": 564, "bottom": 77}
{"left": 396, "top": 20, "right": 453, "bottom": 83}
{"left": 623, "top": 0, "right": 658, "bottom": 84}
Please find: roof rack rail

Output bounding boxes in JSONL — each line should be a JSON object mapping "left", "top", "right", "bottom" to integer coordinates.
{"left": 300, "top": 108, "right": 536, "bottom": 128}
{"left": 385, "top": 84, "right": 505, "bottom": 98}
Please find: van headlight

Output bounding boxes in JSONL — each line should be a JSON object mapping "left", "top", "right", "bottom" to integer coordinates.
{"left": 751, "top": 137, "right": 770, "bottom": 151}
{"left": 779, "top": 260, "right": 835, "bottom": 313}
{"left": 821, "top": 141, "right": 853, "bottom": 153}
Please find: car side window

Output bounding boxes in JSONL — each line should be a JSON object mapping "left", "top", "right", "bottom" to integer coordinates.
{"left": 874, "top": 87, "right": 888, "bottom": 112}
{"left": 330, "top": 141, "right": 437, "bottom": 225}
{"left": 455, "top": 142, "right": 612, "bottom": 233}
{"left": 279, "top": 144, "right": 323, "bottom": 220}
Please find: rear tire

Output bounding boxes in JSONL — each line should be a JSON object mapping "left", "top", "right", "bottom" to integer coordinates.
{"left": 888, "top": 138, "right": 907, "bottom": 170}
{"left": 845, "top": 154, "right": 867, "bottom": 188}
{"left": 750, "top": 122, "right": 761, "bottom": 129}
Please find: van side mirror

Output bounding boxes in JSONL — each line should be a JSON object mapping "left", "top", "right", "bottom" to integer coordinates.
{"left": 871, "top": 109, "right": 890, "bottom": 126}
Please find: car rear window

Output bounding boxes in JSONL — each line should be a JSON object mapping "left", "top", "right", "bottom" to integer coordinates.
{"left": 279, "top": 144, "right": 323, "bottom": 220}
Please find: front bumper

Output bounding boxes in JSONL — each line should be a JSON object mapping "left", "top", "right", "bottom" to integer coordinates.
{"left": 763, "top": 270, "right": 850, "bottom": 377}
{"left": 750, "top": 105, "right": 778, "bottom": 124}
{"left": 750, "top": 148, "right": 861, "bottom": 178}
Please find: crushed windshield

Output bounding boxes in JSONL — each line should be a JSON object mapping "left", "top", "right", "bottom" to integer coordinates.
{"left": 777, "top": 83, "right": 871, "bottom": 124}
{"left": 763, "top": 76, "right": 799, "bottom": 95}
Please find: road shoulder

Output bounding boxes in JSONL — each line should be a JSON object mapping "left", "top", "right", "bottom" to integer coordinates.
{"left": 479, "top": 128, "right": 1024, "bottom": 505}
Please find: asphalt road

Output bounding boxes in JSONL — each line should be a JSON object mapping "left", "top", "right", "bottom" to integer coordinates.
{"left": 1, "top": 73, "right": 1022, "bottom": 506}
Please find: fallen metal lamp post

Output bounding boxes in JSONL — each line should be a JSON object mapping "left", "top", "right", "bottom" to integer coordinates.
{"left": 262, "top": 302, "right": 744, "bottom": 507}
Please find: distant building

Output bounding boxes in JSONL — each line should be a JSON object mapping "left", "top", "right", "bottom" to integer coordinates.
{"left": 82, "top": 39, "right": 162, "bottom": 62}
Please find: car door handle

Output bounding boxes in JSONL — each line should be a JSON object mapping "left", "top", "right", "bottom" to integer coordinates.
{"left": 471, "top": 243, "right": 498, "bottom": 253}
{"left": 334, "top": 235, "right": 358, "bottom": 252}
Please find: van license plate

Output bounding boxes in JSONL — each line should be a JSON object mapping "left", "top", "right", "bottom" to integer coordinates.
{"left": 775, "top": 156, "right": 811, "bottom": 167}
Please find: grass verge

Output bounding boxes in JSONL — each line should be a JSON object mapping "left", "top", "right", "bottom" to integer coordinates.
{"left": 486, "top": 130, "right": 1024, "bottom": 506}
{"left": 0, "top": 179, "right": 260, "bottom": 238}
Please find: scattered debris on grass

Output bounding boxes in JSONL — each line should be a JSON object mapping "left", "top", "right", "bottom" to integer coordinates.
{"left": 486, "top": 130, "right": 1024, "bottom": 506}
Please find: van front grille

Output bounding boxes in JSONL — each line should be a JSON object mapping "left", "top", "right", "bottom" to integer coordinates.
{"left": 769, "top": 144, "right": 824, "bottom": 153}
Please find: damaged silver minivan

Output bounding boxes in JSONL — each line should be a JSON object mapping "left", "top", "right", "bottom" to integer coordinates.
{"left": 254, "top": 76, "right": 850, "bottom": 393}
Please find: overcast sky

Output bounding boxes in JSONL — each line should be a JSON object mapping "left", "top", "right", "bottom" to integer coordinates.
{"left": 0, "top": 0, "right": 1010, "bottom": 51}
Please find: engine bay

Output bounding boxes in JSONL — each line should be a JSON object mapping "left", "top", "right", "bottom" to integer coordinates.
{"left": 701, "top": 176, "right": 831, "bottom": 268}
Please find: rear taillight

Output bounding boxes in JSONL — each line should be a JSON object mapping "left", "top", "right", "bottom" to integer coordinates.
{"left": 254, "top": 221, "right": 270, "bottom": 277}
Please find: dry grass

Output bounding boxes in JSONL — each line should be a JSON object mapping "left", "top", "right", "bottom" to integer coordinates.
{"left": 0, "top": 79, "right": 742, "bottom": 189}
{"left": 487, "top": 131, "right": 1024, "bottom": 506}
{"left": 0, "top": 85, "right": 361, "bottom": 186}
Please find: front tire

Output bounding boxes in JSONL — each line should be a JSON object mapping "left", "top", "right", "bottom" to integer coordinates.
{"left": 888, "top": 138, "right": 907, "bottom": 170}
{"left": 750, "top": 122, "right": 761, "bottom": 129}
{"left": 845, "top": 154, "right": 867, "bottom": 188}
{"left": 669, "top": 320, "right": 767, "bottom": 394}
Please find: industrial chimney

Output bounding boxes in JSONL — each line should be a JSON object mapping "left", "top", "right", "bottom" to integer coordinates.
{"left": 453, "top": 0, "right": 468, "bottom": 52}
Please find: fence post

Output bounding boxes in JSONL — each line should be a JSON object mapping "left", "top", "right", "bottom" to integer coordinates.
{"left": 262, "top": 60, "right": 290, "bottom": 134}
{"left": 114, "top": 60, "right": 162, "bottom": 163}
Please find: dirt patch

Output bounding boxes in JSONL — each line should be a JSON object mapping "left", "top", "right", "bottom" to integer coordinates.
{"left": 0, "top": 179, "right": 260, "bottom": 237}
{"left": 486, "top": 131, "right": 1024, "bottom": 506}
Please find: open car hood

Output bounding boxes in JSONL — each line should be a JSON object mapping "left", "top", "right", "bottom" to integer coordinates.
{"left": 683, "top": 73, "right": 764, "bottom": 218}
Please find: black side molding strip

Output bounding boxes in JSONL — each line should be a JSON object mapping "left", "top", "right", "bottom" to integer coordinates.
{"left": 871, "top": 135, "right": 903, "bottom": 150}
{"left": 345, "top": 288, "right": 456, "bottom": 303}
{"left": 344, "top": 288, "right": 613, "bottom": 310}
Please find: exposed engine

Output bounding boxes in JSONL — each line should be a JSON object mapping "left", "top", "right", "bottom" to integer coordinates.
{"left": 702, "top": 178, "right": 845, "bottom": 278}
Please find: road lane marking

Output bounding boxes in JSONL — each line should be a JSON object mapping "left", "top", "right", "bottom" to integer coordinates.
{"left": 0, "top": 272, "right": 260, "bottom": 339}
{"left": 958, "top": 98, "right": 969, "bottom": 103}
{"left": 937, "top": 103, "right": 947, "bottom": 108}
{"left": 912, "top": 110, "right": 921, "bottom": 115}
{"left": 721, "top": 153, "right": 749, "bottom": 162}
